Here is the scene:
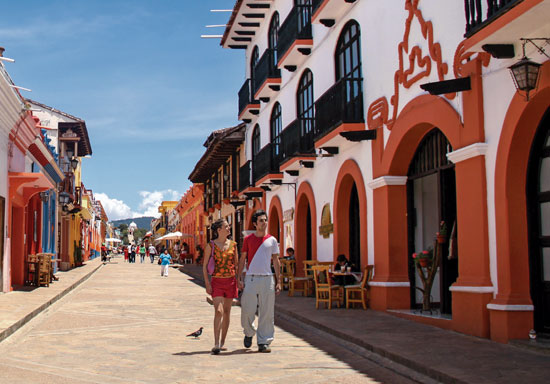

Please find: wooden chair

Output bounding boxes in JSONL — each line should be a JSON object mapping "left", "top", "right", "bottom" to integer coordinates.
{"left": 345, "top": 265, "right": 374, "bottom": 309}
{"left": 25, "top": 254, "right": 39, "bottom": 286}
{"left": 312, "top": 265, "right": 343, "bottom": 309}
{"left": 302, "top": 260, "right": 318, "bottom": 279}
{"left": 37, "top": 254, "right": 51, "bottom": 287}
{"left": 280, "top": 259, "right": 295, "bottom": 290}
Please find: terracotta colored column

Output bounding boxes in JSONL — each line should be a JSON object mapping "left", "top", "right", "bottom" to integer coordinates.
{"left": 447, "top": 144, "right": 493, "bottom": 338}
{"left": 368, "top": 176, "right": 410, "bottom": 309}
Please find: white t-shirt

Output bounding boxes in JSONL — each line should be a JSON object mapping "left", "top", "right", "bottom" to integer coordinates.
{"left": 243, "top": 234, "right": 279, "bottom": 275}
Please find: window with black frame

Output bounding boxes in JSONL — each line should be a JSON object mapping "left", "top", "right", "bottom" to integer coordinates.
{"left": 250, "top": 46, "right": 259, "bottom": 97}
{"left": 335, "top": 21, "right": 363, "bottom": 121}
{"left": 270, "top": 103, "right": 282, "bottom": 162}
{"left": 296, "top": 0, "right": 312, "bottom": 34}
{"left": 252, "top": 124, "right": 261, "bottom": 161}
{"left": 269, "top": 13, "right": 279, "bottom": 73}
{"left": 297, "top": 69, "right": 315, "bottom": 152}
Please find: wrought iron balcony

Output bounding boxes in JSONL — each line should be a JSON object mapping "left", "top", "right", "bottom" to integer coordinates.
{"left": 314, "top": 77, "right": 364, "bottom": 142}
{"left": 281, "top": 118, "right": 315, "bottom": 164}
{"left": 238, "top": 79, "right": 259, "bottom": 118}
{"left": 277, "top": 5, "right": 313, "bottom": 64}
{"left": 464, "top": 0, "right": 521, "bottom": 37}
{"left": 253, "top": 48, "right": 281, "bottom": 97}
{"left": 239, "top": 160, "right": 252, "bottom": 191}
{"left": 252, "top": 143, "right": 281, "bottom": 183}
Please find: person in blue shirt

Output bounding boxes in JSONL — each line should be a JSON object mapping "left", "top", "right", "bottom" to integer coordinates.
{"left": 159, "top": 250, "right": 172, "bottom": 277}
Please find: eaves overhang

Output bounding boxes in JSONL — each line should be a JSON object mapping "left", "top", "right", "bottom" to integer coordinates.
{"left": 221, "top": 0, "right": 272, "bottom": 50}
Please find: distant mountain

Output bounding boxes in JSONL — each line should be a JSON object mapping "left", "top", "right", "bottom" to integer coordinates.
{"left": 111, "top": 217, "right": 155, "bottom": 230}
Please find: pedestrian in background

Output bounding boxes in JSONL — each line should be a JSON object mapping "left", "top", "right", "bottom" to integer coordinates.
{"left": 203, "top": 219, "right": 239, "bottom": 355}
{"left": 124, "top": 246, "right": 129, "bottom": 262}
{"left": 148, "top": 244, "right": 157, "bottom": 263}
{"left": 159, "top": 249, "right": 172, "bottom": 277}
{"left": 139, "top": 244, "right": 146, "bottom": 263}
{"left": 130, "top": 245, "right": 136, "bottom": 263}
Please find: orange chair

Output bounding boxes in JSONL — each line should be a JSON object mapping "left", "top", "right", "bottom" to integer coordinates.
{"left": 345, "top": 265, "right": 374, "bottom": 309}
{"left": 312, "top": 265, "right": 343, "bottom": 309}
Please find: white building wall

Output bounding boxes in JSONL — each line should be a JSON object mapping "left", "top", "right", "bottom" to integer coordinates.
{"left": 238, "top": 0, "right": 540, "bottom": 287}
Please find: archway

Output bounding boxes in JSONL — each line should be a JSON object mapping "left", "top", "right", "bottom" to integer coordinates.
{"left": 295, "top": 182, "right": 317, "bottom": 276}
{"left": 333, "top": 159, "right": 368, "bottom": 270}
{"left": 407, "top": 129, "right": 457, "bottom": 314}
{"left": 493, "top": 61, "right": 550, "bottom": 341}
{"left": 268, "top": 195, "right": 284, "bottom": 257}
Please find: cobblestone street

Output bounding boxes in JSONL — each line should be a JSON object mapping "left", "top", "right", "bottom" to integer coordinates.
{"left": 0, "top": 258, "right": 417, "bottom": 384}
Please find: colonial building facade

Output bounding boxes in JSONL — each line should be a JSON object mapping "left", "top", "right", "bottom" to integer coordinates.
{"left": 218, "top": 0, "right": 550, "bottom": 342}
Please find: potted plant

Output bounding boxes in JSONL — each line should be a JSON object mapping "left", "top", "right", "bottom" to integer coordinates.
{"left": 412, "top": 249, "right": 432, "bottom": 268}
{"left": 436, "top": 221, "right": 447, "bottom": 244}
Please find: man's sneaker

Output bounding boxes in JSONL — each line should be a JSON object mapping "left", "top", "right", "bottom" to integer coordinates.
{"left": 243, "top": 336, "right": 252, "bottom": 348}
{"left": 258, "top": 344, "right": 271, "bottom": 353}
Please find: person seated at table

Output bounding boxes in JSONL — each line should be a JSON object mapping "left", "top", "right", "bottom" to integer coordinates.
{"left": 283, "top": 247, "right": 295, "bottom": 260}
{"left": 333, "top": 254, "right": 355, "bottom": 286}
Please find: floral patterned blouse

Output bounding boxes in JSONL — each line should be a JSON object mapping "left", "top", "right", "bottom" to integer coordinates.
{"left": 212, "top": 240, "right": 237, "bottom": 278}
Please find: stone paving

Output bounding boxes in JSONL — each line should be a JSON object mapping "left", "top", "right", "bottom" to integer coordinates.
{"left": 0, "top": 257, "right": 418, "bottom": 384}
{"left": 183, "top": 265, "right": 550, "bottom": 384}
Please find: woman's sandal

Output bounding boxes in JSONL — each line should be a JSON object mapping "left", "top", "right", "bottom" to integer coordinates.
{"left": 211, "top": 346, "right": 221, "bottom": 355}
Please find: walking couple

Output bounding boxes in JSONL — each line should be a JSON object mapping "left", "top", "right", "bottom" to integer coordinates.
{"left": 202, "top": 210, "right": 281, "bottom": 355}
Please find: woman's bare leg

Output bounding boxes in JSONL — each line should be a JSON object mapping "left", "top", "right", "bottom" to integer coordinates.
{"left": 219, "top": 297, "right": 233, "bottom": 348}
{"left": 212, "top": 297, "right": 224, "bottom": 348}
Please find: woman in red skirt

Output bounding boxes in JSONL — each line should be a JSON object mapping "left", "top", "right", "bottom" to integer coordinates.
{"left": 203, "top": 219, "right": 238, "bottom": 355}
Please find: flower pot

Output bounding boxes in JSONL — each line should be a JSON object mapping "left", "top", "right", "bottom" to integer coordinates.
{"left": 419, "top": 258, "right": 429, "bottom": 268}
{"left": 437, "top": 234, "right": 446, "bottom": 244}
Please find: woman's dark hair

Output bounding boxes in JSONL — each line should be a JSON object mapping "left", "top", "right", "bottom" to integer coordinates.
{"left": 211, "top": 219, "right": 226, "bottom": 240}
{"left": 286, "top": 247, "right": 294, "bottom": 254}
{"left": 252, "top": 209, "right": 267, "bottom": 224}
{"left": 337, "top": 254, "right": 347, "bottom": 263}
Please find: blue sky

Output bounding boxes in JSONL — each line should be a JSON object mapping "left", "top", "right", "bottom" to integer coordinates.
{"left": 1, "top": 0, "right": 242, "bottom": 220}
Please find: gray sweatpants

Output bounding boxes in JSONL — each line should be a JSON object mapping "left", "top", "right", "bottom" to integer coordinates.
{"left": 241, "top": 275, "right": 275, "bottom": 345}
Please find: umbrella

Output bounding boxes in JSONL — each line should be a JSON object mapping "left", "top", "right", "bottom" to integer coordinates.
{"left": 105, "top": 238, "right": 122, "bottom": 243}
{"left": 161, "top": 231, "right": 183, "bottom": 240}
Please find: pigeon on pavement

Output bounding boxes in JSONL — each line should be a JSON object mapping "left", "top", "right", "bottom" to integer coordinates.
{"left": 186, "top": 327, "right": 203, "bottom": 338}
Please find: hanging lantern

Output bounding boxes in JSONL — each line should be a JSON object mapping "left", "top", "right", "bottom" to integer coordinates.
{"left": 509, "top": 58, "right": 541, "bottom": 101}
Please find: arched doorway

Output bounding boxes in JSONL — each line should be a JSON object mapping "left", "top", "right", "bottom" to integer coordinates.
{"left": 268, "top": 196, "right": 284, "bottom": 257}
{"left": 407, "top": 129, "right": 457, "bottom": 314}
{"left": 527, "top": 107, "right": 550, "bottom": 336}
{"left": 349, "top": 183, "right": 360, "bottom": 270}
{"left": 295, "top": 182, "right": 317, "bottom": 275}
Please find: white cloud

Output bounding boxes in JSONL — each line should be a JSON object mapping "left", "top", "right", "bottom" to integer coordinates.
{"left": 95, "top": 189, "right": 182, "bottom": 221}
{"left": 94, "top": 193, "right": 134, "bottom": 221}
{"left": 138, "top": 189, "right": 181, "bottom": 217}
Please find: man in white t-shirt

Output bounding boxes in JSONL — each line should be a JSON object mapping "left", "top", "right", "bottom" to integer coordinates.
{"left": 237, "top": 210, "right": 281, "bottom": 353}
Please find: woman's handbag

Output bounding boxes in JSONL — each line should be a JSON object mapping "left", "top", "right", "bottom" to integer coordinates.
{"left": 207, "top": 241, "right": 215, "bottom": 275}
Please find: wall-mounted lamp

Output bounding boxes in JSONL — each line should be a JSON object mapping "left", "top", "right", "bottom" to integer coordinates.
{"left": 223, "top": 174, "right": 229, "bottom": 181}
{"left": 59, "top": 191, "right": 71, "bottom": 205}
{"left": 39, "top": 191, "right": 49, "bottom": 203}
{"left": 509, "top": 38, "right": 549, "bottom": 101}
{"left": 214, "top": 181, "right": 220, "bottom": 188}
{"left": 70, "top": 157, "right": 79, "bottom": 171}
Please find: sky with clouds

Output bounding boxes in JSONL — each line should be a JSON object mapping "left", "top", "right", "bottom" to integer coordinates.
{"left": 1, "top": 0, "right": 243, "bottom": 220}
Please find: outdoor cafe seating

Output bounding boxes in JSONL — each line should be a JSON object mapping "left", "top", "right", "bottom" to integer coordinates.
{"left": 343, "top": 265, "right": 374, "bottom": 309}
{"left": 312, "top": 265, "right": 344, "bottom": 309}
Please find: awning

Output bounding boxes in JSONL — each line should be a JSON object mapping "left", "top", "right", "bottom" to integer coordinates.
{"left": 156, "top": 228, "right": 166, "bottom": 236}
{"left": 78, "top": 207, "right": 92, "bottom": 220}
{"left": 9, "top": 172, "right": 55, "bottom": 207}
{"left": 28, "top": 137, "right": 64, "bottom": 183}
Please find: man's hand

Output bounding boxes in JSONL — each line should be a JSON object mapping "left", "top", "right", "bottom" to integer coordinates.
{"left": 275, "top": 282, "right": 281, "bottom": 295}
{"left": 237, "top": 277, "right": 244, "bottom": 290}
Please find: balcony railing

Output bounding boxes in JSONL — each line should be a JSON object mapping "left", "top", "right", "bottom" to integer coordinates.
{"left": 253, "top": 49, "right": 281, "bottom": 94}
{"left": 239, "top": 160, "right": 252, "bottom": 191}
{"left": 253, "top": 143, "right": 281, "bottom": 183}
{"left": 464, "top": 0, "right": 521, "bottom": 37}
{"left": 238, "top": 79, "right": 259, "bottom": 117}
{"left": 277, "top": 5, "right": 313, "bottom": 63}
{"left": 281, "top": 118, "right": 315, "bottom": 164}
{"left": 314, "top": 77, "right": 364, "bottom": 141}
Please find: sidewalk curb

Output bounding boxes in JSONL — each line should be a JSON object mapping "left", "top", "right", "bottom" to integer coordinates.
{"left": 181, "top": 265, "right": 464, "bottom": 384}
{"left": 0, "top": 261, "right": 104, "bottom": 344}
